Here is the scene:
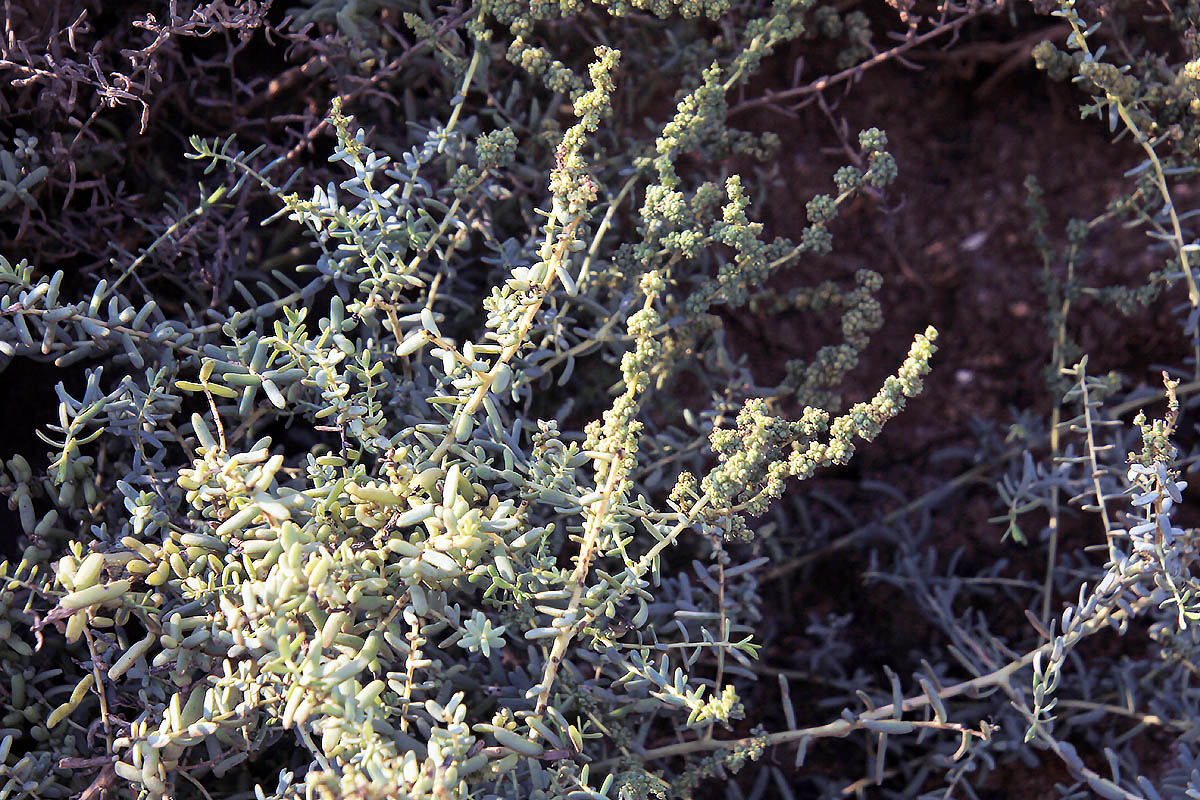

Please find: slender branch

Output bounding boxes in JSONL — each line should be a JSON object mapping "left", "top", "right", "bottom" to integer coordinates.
{"left": 728, "top": 6, "right": 993, "bottom": 117}
{"left": 615, "top": 592, "right": 1146, "bottom": 767}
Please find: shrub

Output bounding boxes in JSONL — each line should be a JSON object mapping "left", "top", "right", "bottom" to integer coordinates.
{"left": 4, "top": 0, "right": 1200, "bottom": 798}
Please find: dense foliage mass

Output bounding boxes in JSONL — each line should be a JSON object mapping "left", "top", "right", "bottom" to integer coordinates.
{"left": 3, "top": 0, "right": 1200, "bottom": 798}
